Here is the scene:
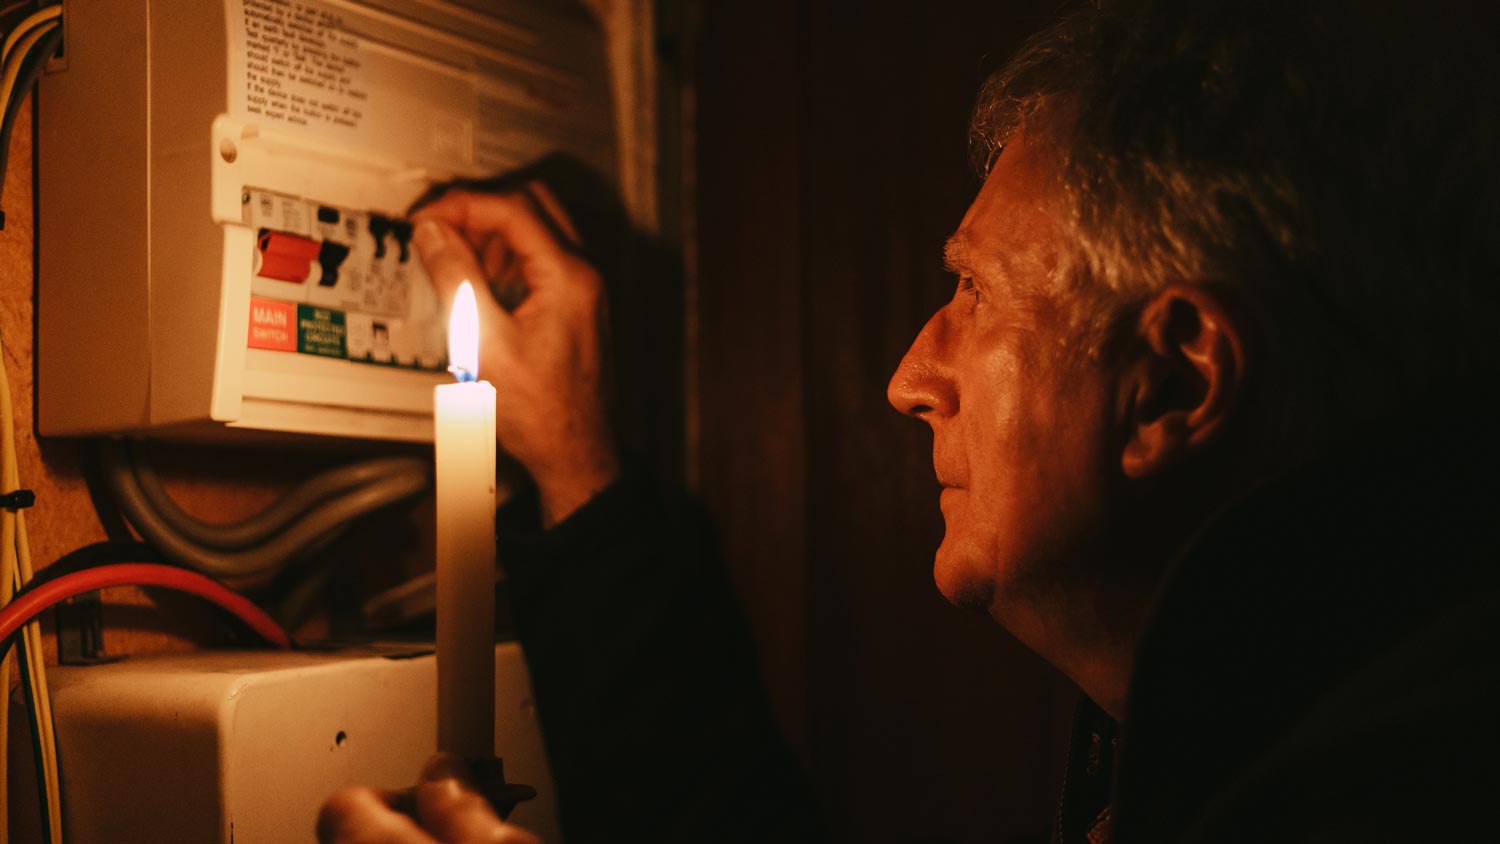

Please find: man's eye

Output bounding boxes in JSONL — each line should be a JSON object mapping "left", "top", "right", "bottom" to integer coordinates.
{"left": 957, "top": 276, "right": 981, "bottom": 303}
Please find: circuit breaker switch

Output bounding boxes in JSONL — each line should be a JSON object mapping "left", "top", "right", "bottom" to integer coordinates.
{"left": 256, "top": 230, "right": 322, "bottom": 283}
{"left": 392, "top": 221, "right": 415, "bottom": 262}
{"left": 369, "top": 214, "right": 392, "bottom": 258}
{"left": 317, "top": 241, "right": 353, "bottom": 287}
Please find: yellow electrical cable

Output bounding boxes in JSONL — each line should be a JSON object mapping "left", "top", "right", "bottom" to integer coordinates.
{"left": 0, "top": 3, "right": 58, "bottom": 69}
{"left": 0, "top": 375, "right": 16, "bottom": 841}
{"left": 2, "top": 320, "right": 63, "bottom": 843}
{"left": 0, "top": 8, "right": 65, "bottom": 840}
{"left": 0, "top": 16, "right": 56, "bottom": 113}
{"left": 0, "top": 15, "right": 66, "bottom": 843}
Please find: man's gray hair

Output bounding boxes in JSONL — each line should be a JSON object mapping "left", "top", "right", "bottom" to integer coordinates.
{"left": 971, "top": 0, "right": 1499, "bottom": 457}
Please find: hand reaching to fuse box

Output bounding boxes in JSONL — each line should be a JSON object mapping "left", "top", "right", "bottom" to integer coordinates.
{"left": 411, "top": 184, "right": 620, "bottom": 527}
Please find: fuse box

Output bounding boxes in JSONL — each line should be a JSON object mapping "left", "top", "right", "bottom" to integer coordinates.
{"left": 37, "top": 0, "right": 619, "bottom": 442}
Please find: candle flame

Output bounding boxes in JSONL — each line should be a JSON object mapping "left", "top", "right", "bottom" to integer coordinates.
{"left": 448, "top": 281, "right": 480, "bottom": 382}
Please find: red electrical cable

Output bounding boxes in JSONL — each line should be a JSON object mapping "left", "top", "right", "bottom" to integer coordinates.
{"left": 0, "top": 563, "right": 292, "bottom": 649}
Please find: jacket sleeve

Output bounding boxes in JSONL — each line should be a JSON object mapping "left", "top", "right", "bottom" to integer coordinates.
{"left": 499, "top": 470, "right": 821, "bottom": 843}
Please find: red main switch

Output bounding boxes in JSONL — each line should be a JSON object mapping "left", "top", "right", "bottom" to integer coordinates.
{"left": 256, "top": 230, "right": 322, "bottom": 283}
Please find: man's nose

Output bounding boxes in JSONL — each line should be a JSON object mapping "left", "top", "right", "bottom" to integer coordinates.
{"left": 887, "top": 310, "right": 956, "bottom": 420}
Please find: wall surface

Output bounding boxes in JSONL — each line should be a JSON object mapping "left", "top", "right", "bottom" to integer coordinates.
{"left": 695, "top": 3, "right": 1077, "bottom": 842}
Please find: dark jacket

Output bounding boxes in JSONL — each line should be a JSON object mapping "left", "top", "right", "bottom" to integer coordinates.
{"left": 505, "top": 425, "right": 1500, "bottom": 843}
{"left": 1066, "top": 425, "right": 1500, "bottom": 843}
{"left": 500, "top": 473, "right": 821, "bottom": 843}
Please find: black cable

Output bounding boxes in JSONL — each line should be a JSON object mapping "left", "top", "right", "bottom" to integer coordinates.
{"left": 15, "top": 639, "right": 56, "bottom": 844}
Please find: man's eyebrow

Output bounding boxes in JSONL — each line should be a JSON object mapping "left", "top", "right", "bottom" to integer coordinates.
{"left": 942, "top": 236, "right": 973, "bottom": 275}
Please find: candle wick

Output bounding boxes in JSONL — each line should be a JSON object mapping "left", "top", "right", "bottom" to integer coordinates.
{"left": 448, "top": 365, "right": 477, "bottom": 383}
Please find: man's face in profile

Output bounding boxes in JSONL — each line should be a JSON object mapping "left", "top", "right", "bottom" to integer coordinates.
{"left": 888, "top": 133, "right": 1121, "bottom": 623}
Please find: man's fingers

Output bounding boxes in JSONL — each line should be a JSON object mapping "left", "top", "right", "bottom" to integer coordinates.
{"left": 414, "top": 756, "right": 541, "bottom": 844}
{"left": 413, "top": 189, "right": 571, "bottom": 267}
{"left": 418, "top": 751, "right": 475, "bottom": 783}
{"left": 316, "top": 787, "right": 435, "bottom": 844}
{"left": 412, "top": 219, "right": 516, "bottom": 327}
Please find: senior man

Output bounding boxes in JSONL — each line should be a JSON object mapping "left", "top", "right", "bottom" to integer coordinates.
{"left": 320, "top": 0, "right": 1500, "bottom": 841}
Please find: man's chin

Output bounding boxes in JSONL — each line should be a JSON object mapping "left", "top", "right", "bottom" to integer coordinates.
{"left": 933, "top": 546, "right": 995, "bottom": 613}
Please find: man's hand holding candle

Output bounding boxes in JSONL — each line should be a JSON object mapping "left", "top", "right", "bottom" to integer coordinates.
{"left": 318, "top": 755, "right": 540, "bottom": 844}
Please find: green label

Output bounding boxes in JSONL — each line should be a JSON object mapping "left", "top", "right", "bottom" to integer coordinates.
{"left": 297, "top": 305, "right": 347, "bottom": 359}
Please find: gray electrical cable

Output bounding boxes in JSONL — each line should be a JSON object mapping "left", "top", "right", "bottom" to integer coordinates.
{"left": 97, "top": 440, "right": 430, "bottom": 588}
{"left": 126, "top": 439, "right": 428, "bottom": 550}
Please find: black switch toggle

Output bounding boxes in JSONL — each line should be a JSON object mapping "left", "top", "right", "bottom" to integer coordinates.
{"left": 391, "top": 221, "right": 414, "bottom": 263}
{"left": 318, "top": 240, "right": 352, "bottom": 287}
{"left": 369, "top": 214, "right": 391, "bottom": 259}
{"left": 317, "top": 205, "right": 341, "bottom": 224}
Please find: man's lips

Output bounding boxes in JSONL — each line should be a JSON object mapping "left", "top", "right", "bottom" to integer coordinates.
{"left": 932, "top": 447, "right": 962, "bottom": 487}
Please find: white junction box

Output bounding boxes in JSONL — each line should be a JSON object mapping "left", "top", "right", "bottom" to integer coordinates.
{"left": 6, "top": 644, "right": 562, "bottom": 844}
{"left": 38, "top": 0, "right": 616, "bottom": 442}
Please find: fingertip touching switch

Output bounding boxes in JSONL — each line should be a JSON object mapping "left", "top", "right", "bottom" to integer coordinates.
{"left": 369, "top": 214, "right": 391, "bottom": 259}
{"left": 391, "top": 221, "right": 414, "bottom": 262}
{"left": 317, "top": 241, "right": 352, "bottom": 287}
{"left": 257, "top": 229, "right": 323, "bottom": 283}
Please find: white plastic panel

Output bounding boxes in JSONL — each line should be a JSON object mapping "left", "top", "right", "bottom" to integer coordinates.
{"left": 4, "top": 645, "right": 562, "bottom": 844}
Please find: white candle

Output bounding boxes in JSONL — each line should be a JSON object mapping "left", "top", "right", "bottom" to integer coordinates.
{"left": 435, "top": 281, "right": 497, "bottom": 758}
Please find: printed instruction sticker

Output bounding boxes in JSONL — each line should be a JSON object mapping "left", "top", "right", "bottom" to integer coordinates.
{"left": 297, "top": 304, "right": 347, "bottom": 358}
{"left": 248, "top": 298, "right": 298, "bottom": 351}
{"left": 226, "top": 0, "right": 479, "bottom": 166}
{"left": 238, "top": 0, "right": 369, "bottom": 132}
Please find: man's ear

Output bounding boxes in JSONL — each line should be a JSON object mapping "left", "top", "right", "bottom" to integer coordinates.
{"left": 1120, "top": 284, "right": 1247, "bottom": 479}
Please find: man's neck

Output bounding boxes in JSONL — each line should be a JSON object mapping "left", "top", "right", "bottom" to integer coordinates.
{"left": 1005, "top": 592, "right": 1147, "bottom": 720}
{"left": 996, "top": 487, "right": 1240, "bottom": 721}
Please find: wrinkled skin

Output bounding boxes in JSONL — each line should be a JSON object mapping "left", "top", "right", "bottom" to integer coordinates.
{"left": 887, "top": 132, "right": 1120, "bottom": 630}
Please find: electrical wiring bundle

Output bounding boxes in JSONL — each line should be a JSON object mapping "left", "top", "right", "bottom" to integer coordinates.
{"left": 96, "top": 440, "right": 432, "bottom": 592}
{"left": 0, "top": 1, "right": 61, "bottom": 220}
{"left": 1, "top": 7, "right": 67, "bottom": 841}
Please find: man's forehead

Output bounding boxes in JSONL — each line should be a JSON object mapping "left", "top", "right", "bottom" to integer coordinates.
{"left": 943, "top": 137, "right": 1066, "bottom": 286}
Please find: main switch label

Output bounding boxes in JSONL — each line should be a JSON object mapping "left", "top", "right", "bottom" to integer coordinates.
{"left": 248, "top": 298, "right": 297, "bottom": 351}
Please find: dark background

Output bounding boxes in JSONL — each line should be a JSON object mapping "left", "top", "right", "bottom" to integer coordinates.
{"left": 688, "top": 2, "right": 1077, "bottom": 841}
